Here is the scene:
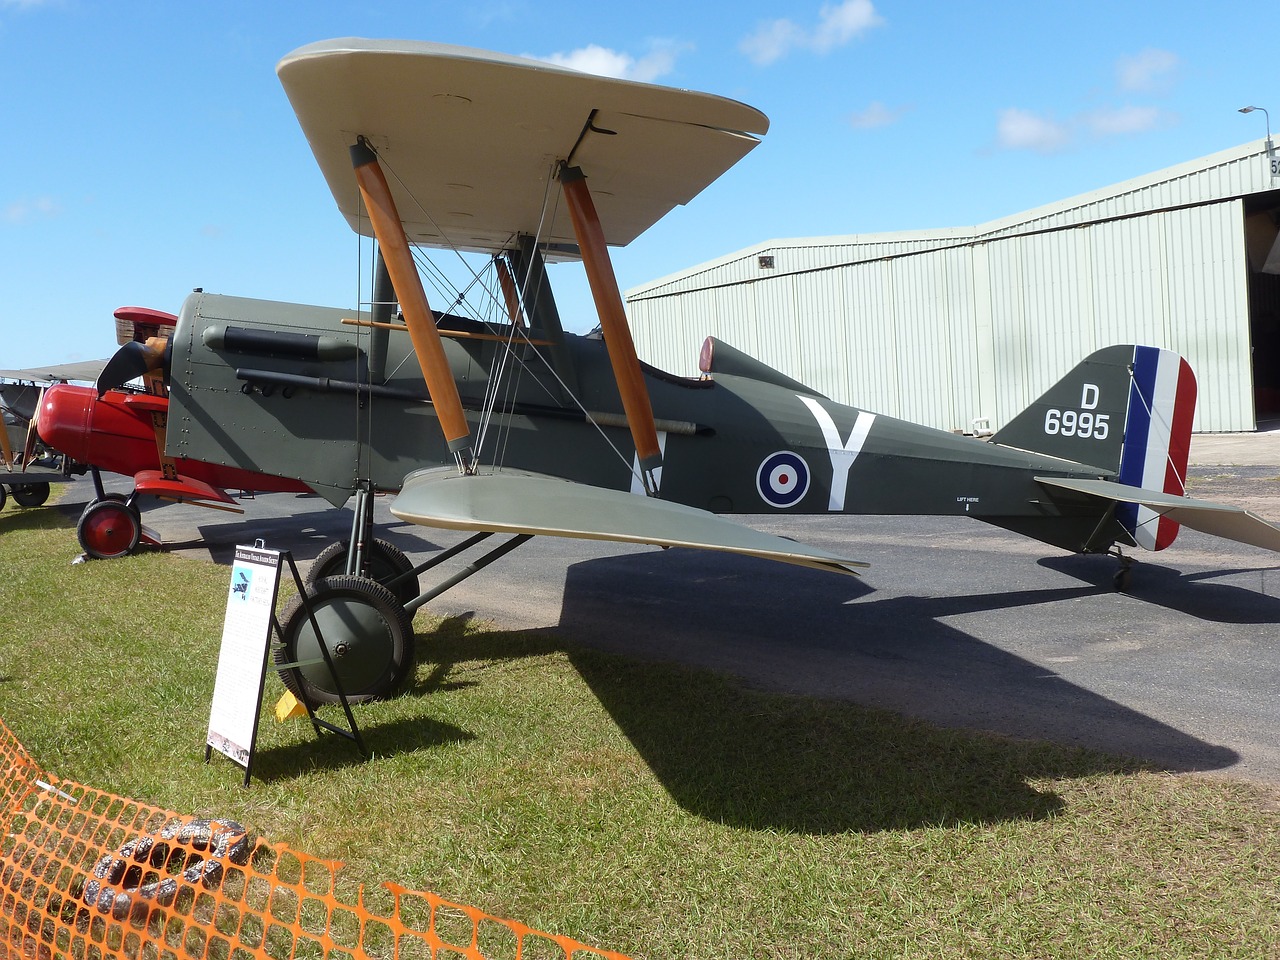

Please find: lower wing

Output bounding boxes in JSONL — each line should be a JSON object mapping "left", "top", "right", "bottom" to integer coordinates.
{"left": 391, "top": 467, "right": 868, "bottom": 576}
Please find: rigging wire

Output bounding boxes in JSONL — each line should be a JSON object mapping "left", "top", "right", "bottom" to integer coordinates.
{"left": 1125, "top": 361, "right": 1188, "bottom": 494}
{"left": 368, "top": 150, "right": 646, "bottom": 483}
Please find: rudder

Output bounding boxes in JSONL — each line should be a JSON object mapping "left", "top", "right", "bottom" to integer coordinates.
{"left": 991, "top": 344, "right": 1197, "bottom": 551}
{"left": 1113, "top": 345, "right": 1197, "bottom": 550}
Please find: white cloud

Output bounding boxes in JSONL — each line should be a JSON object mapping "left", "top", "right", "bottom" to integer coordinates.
{"left": 848, "top": 101, "right": 909, "bottom": 130}
{"left": 1085, "top": 104, "right": 1169, "bottom": 137}
{"left": 537, "top": 40, "right": 686, "bottom": 82}
{"left": 996, "top": 49, "right": 1182, "bottom": 154}
{"left": 1117, "top": 48, "right": 1180, "bottom": 95}
{"left": 739, "top": 19, "right": 805, "bottom": 67}
{"left": 628, "top": 43, "right": 686, "bottom": 83}
{"left": 996, "top": 108, "right": 1071, "bottom": 154}
{"left": 813, "top": 0, "right": 885, "bottom": 53}
{"left": 741, "top": 0, "right": 883, "bottom": 65}
{"left": 4, "top": 196, "right": 62, "bottom": 224}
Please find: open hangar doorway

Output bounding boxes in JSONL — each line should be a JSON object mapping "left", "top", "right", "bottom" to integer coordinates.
{"left": 1245, "top": 190, "right": 1280, "bottom": 425}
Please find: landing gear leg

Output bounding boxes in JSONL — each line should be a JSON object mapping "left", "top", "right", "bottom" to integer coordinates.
{"left": 91, "top": 465, "right": 108, "bottom": 502}
{"left": 1111, "top": 549, "right": 1135, "bottom": 592}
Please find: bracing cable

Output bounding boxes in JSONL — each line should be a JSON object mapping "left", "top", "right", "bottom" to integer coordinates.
{"left": 371, "top": 151, "right": 644, "bottom": 482}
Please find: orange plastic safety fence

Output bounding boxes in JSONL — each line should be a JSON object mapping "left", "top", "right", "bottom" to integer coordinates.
{"left": 0, "top": 720, "right": 631, "bottom": 960}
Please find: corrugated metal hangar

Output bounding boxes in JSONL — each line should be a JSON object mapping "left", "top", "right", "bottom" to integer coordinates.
{"left": 625, "top": 138, "right": 1280, "bottom": 434}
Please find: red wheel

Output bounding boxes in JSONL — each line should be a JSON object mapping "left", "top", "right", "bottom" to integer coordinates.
{"left": 76, "top": 499, "right": 142, "bottom": 559}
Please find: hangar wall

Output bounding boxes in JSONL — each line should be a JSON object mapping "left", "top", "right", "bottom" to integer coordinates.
{"left": 627, "top": 140, "right": 1273, "bottom": 433}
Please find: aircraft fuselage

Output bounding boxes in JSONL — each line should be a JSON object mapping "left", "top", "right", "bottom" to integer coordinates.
{"left": 163, "top": 291, "right": 1114, "bottom": 553}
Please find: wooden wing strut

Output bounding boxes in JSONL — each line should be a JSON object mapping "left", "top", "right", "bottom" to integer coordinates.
{"left": 350, "top": 138, "right": 474, "bottom": 463}
{"left": 558, "top": 164, "right": 662, "bottom": 492}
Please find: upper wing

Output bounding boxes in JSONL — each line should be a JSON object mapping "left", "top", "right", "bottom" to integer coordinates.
{"left": 113, "top": 306, "right": 178, "bottom": 346}
{"left": 391, "top": 468, "right": 867, "bottom": 577}
{"left": 1036, "top": 475, "right": 1280, "bottom": 553}
{"left": 0, "top": 360, "right": 108, "bottom": 384}
{"left": 276, "top": 38, "right": 769, "bottom": 258}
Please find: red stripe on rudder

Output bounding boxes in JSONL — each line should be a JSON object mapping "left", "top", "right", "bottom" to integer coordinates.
{"left": 1155, "top": 358, "right": 1198, "bottom": 550}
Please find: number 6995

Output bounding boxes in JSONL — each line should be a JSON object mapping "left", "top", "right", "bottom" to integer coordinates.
{"left": 1044, "top": 408, "right": 1109, "bottom": 439}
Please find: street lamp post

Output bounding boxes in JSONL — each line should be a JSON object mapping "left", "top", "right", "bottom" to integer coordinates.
{"left": 1239, "top": 105, "right": 1276, "bottom": 181}
{"left": 1239, "top": 104, "right": 1275, "bottom": 157}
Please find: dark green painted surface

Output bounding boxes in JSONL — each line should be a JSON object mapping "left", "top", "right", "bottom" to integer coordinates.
{"left": 165, "top": 291, "right": 1134, "bottom": 555}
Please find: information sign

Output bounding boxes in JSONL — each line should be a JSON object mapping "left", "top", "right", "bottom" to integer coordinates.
{"left": 206, "top": 544, "right": 282, "bottom": 781}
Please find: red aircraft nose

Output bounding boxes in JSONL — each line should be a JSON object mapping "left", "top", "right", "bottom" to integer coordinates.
{"left": 37, "top": 384, "right": 94, "bottom": 462}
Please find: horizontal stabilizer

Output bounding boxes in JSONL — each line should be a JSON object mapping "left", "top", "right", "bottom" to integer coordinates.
{"left": 1036, "top": 476, "right": 1280, "bottom": 553}
{"left": 391, "top": 468, "right": 868, "bottom": 576}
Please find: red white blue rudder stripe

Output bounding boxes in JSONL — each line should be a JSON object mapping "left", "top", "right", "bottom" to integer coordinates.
{"left": 1115, "top": 345, "right": 1197, "bottom": 551}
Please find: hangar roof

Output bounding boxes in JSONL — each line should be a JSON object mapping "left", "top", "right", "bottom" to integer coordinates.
{"left": 628, "top": 137, "right": 1280, "bottom": 299}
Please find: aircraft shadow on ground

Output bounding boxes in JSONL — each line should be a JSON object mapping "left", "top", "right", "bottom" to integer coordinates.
{"left": 544, "top": 549, "right": 1240, "bottom": 832}
{"left": 400, "top": 613, "right": 1094, "bottom": 833}
{"left": 156, "top": 505, "right": 434, "bottom": 566}
{"left": 1041, "top": 553, "right": 1280, "bottom": 623}
{"left": 185, "top": 511, "right": 437, "bottom": 567}
{"left": 31, "top": 490, "right": 1248, "bottom": 826}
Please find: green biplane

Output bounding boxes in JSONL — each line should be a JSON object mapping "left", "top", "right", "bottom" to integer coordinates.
{"left": 94, "top": 39, "right": 1280, "bottom": 703}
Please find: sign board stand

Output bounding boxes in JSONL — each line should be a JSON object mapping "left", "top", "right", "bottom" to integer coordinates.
{"left": 205, "top": 542, "right": 365, "bottom": 786}
{"left": 274, "top": 550, "right": 367, "bottom": 760}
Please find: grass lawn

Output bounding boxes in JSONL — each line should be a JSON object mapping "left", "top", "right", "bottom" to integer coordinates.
{"left": 1, "top": 496, "right": 1278, "bottom": 958}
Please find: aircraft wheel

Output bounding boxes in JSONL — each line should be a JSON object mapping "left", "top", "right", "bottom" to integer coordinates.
{"left": 76, "top": 498, "right": 142, "bottom": 559}
{"left": 274, "top": 575, "right": 415, "bottom": 705}
{"left": 11, "top": 482, "right": 50, "bottom": 507}
{"left": 0, "top": 485, "right": 7, "bottom": 511}
{"left": 306, "top": 538, "right": 420, "bottom": 607}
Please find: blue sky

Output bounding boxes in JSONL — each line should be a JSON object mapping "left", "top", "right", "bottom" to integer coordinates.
{"left": 0, "top": 0, "right": 1272, "bottom": 370}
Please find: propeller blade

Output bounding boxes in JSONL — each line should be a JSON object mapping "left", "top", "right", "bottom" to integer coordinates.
{"left": 96, "top": 338, "right": 169, "bottom": 397}
{"left": 0, "top": 408, "right": 14, "bottom": 469}
{"left": 20, "top": 386, "right": 45, "bottom": 465}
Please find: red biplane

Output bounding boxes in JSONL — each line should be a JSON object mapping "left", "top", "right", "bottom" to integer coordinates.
{"left": 34, "top": 305, "right": 311, "bottom": 559}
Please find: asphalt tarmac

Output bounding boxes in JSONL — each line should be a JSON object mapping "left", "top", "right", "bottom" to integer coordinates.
{"left": 64, "top": 435, "right": 1280, "bottom": 787}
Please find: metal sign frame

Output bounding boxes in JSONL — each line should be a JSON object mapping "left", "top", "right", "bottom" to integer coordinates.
{"left": 205, "top": 543, "right": 365, "bottom": 786}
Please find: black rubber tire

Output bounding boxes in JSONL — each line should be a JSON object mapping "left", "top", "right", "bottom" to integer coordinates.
{"left": 0, "top": 485, "right": 7, "bottom": 511}
{"left": 11, "top": 482, "right": 50, "bottom": 507}
{"left": 76, "top": 498, "right": 142, "bottom": 559}
{"left": 274, "top": 575, "right": 416, "bottom": 705}
{"left": 305, "top": 538, "right": 420, "bottom": 608}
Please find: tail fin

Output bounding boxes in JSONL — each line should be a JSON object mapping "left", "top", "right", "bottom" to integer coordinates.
{"left": 992, "top": 345, "right": 1197, "bottom": 551}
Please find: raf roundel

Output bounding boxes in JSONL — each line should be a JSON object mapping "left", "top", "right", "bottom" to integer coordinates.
{"left": 756, "top": 451, "right": 810, "bottom": 508}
